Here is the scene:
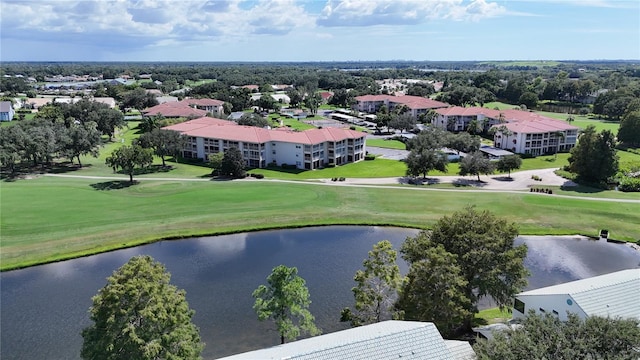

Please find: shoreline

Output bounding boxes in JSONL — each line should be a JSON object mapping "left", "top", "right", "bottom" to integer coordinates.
{"left": 3, "top": 224, "right": 636, "bottom": 272}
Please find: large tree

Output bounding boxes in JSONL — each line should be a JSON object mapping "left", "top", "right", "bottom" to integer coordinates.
{"left": 341, "top": 240, "right": 403, "bottom": 327}
{"left": 459, "top": 151, "right": 495, "bottom": 181}
{"left": 136, "top": 128, "right": 185, "bottom": 167}
{"left": 122, "top": 87, "right": 159, "bottom": 113}
{"left": 81, "top": 256, "right": 203, "bottom": 360}
{"left": 474, "top": 312, "right": 640, "bottom": 359}
{"left": 495, "top": 154, "right": 522, "bottom": 178}
{"left": 61, "top": 121, "right": 102, "bottom": 167}
{"left": 405, "top": 149, "right": 448, "bottom": 178}
{"left": 253, "top": 265, "right": 321, "bottom": 344}
{"left": 568, "top": 125, "right": 619, "bottom": 183}
{"left": 446, "top": 132, "right": 481, "bottom": 154}
{"left": 105, "top": 144, "right": 154, "bottom": 182}
{"left": 396, "top": 245, "right": 471, "bottom": 337}
{"left": 618, "top": 110, "right": 640, "bottom": 147}
{"left": 401, "top": 206, "right": 528, "bottom": 332}
{"left": 220, "top": 147, "right": 246, "bottom": 178}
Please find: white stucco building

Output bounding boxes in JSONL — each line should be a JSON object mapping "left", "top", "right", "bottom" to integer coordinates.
{"left": 513, "top": 269, "right": 640, "bottom": 321}
{"left": 164, "top": 117, "right": 367, "bottom": 170}
{"left": 354, "top": 94, "right": 448, "bottom": 118}
{"left": 432, "top": 107, "right": 579, "bottom": 156}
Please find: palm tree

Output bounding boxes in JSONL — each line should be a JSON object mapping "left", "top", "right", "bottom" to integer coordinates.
{"left": 553, "top": 131, "right": 565, "bottom": 160}
{"left": 490, "top": 125, "right": 512, "bottom": 149}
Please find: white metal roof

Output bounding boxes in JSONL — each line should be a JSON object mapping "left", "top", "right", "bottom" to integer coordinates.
{"left": 216, "top": 321, "right": 470, "bottom": 360}
{"left": 518, "top": 269, "right": 640, "bottom": 319}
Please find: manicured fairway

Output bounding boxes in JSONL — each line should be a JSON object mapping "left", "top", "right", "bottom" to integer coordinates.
{"left": 2, "top": 177, "right": 639, "bottom": 270}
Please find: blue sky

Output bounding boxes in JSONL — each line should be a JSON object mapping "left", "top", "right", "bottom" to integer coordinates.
{"left": 1, "top": 0, "right": 638, "bottom": 62}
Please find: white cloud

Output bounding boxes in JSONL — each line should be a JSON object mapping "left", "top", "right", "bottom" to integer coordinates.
{"left": 0, "top": 0, "right": 314, "bottom": 52}
{"left": 316, "top": 0, "right": 507, "bottom": 27}
{"left": 532, "top": 0, "right": 639, "bottom": 8}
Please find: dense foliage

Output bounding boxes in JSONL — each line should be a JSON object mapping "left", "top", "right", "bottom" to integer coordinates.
{"left": 220, "top": 147, "right": 246, "bottom": 178}
{"left": 81, "top": 256, "right": 203, "bottom": 360}
{"left": 568, "top": 125, "right": 619, "bottom": 183}
{"left": 474, "top": 312, "right": 640, "bottom": 360}
{"left": 0, "top": 119, "right": 101, "bottom": 171}
{"left": 341, "top": 240, "right": 403, "bottom": 326}
{"left": 400, "top": 206, "right": 528, "bottom": 333}
{"left": 459, "top": 151, "right": 496, "bottom": 181}
{"left": 253, "top": 265, "right": 321, "bottom": 344}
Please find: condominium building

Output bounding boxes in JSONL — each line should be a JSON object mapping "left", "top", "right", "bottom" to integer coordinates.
{"left": 163, "top": 117, "right": 367, "bottom": 170}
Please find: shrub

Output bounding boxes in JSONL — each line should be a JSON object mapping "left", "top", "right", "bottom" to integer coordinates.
{"left": 364, "top": 154, "right": 376, "bottom": 161}
{"left": 253, "top": 173, "right": 264, "bottom": 179}
{"left": 326, "top": 163, "right": 335, "bottom": 168}
{"left": 579, "top": 107, "right": 590, "bottom": 115}
{"left": 331, "top": 177, "right": 337, "bottom": 181}
{"left": 618, "top": 177, "right": 640, "bottom": 192}
{"left": 338, "top": 177, "right": 346, "bottom": 181}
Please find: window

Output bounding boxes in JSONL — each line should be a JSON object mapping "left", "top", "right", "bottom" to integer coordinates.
{"left": 514, "top": 298, "right": 525, "bottom": 314}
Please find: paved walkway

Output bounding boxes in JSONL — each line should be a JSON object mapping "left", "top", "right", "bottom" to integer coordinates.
{"left": 335, "top": 168, "right": 576, "bottom": 191}
{"left": 44, "top": 169, "right": 640, "bottom": 204}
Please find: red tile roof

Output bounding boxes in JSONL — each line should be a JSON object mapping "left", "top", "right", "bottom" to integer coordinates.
{"left": 320, "top": 91, "right": 334, "bottom": 100}
{"left": 435, "top": 106, "right": 501, "bottom": 117}
{"left": 163, "top": 117, "right": 366, "bottom": 145}
{"left": 497, "top": 116, "right": 578, "bottom": 133}
{"left": 388, "top": 95, "right": 449, "bottom": 110}
{"left": 182, "top": 98, "right": 224, "bottom": 106}
{"left": 143, "top": 102, "right": 208, "bottom": 118}
{"left": 355, "top": 94, "right": 390, "bottom": 102}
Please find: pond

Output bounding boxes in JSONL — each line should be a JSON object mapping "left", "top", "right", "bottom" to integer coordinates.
{"left": 1, "top": 226, "right": 638, "bottom": 359}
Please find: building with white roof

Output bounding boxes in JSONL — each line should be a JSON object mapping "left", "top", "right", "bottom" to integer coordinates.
{"left": 513, "top": 268, "right": 640, "bottom": 321}
{"left": 216, "top": 321, "right": 475, "bottom": 360}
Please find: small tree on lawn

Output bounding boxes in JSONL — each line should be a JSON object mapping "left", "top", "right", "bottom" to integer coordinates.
{"left": 220, "top": 147, "right": 246, "bottom": 178}
{"left": 405, "top": 149, "right": 448, "bottom": 179}
{"left": 253, "top": 265, "right": 321, "bottom": 344}
{"left": 81, "top": 256, "right": 204, "bottom": 360}
{"left": 496, "top": 154, "right": 522, "bottom": 178}
{"left": 208, "top": 152, "right": 224, "bottom": 175}
{"left": 105, "top": 144, "right": 154, "bottom": 183}
{"left": 459, "top": 151, "right": 495, "bottom": 181}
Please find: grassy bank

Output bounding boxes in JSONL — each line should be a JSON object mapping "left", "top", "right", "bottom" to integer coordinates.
{"left": 2, "top": 177, "right": 639, "bottom": 271}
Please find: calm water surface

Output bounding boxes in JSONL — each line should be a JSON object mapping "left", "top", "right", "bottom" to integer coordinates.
{"left": 1, "top": 226, "right": 638, "bottom": 359}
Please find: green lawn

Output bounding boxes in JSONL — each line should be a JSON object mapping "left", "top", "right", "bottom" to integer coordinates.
{"left": 2, "top": 176, "right": 639, "bottom": 271}
{"left": 366, "top": 138, "right": 407, "bottom": 150}
{"left": 184, "top": 79, "right": 216, "bottom": 87}
{"left": 250, "top": 158, "right": 407, "bottom": 179}
{"left": 476, "top": 307, "right": 512, "bottom": 325}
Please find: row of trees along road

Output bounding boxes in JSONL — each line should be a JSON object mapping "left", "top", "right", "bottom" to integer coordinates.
{"left": 80, "top": 207, "right": 638, "bottom": 357}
